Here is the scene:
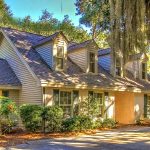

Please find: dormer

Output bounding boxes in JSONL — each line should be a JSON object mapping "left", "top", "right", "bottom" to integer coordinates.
{"left": 68, "top": 40, "right": 99, "bottom": 74}
{"left": 126, "top": 53, "right": 148, "bottom": 80}
{"left": 98, "top": 48, "right": 148, "bottom": 80}
{"left": 33, "top": 32, "right": 68, "bottom": 71}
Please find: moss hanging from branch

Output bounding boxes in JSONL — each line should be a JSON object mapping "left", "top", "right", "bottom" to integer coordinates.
{"left": 109, "top": 0, "right": 148, "bottom": 76}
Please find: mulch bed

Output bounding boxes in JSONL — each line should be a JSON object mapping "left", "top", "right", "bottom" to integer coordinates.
{"left": 0, "top": 130, "right": 96, "bottom": 147}
{"left": 0, "top": 124, "right": 150, "bottom": 147}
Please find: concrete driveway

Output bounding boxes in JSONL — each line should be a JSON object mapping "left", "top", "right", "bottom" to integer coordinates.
{"left": 5, "top": 127, "right": 150, "bottom": 150}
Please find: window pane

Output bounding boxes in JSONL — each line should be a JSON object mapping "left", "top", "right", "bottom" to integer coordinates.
{"left": 2, "top": 90, "right": 9, "bottom": 97}
{"left": 56, "top": 58, "right": 63, "bottom": 69}
{"left": 73, "top": 91, "right": 79, "bottom": 115}
{"left": 90, "top": 63, "right": 95, "bottom": 73}
{"left": 53, "top": 90, "right": 59, "bottom": 105}
{"left": 90, "top": 53, "right": 95, "bottom": 62}
{"left": 116, "top": 58, "right": 121, "bottom": 66}
{"left": 88, "top": 91, "right": 93, "bottom": 98}
{"left": 89, "top": 52, "right": 95, "bottom": 73}
{"left": 116, "top": 67, "right": 121, "bottom": 76}
{"left": 60, "top": 91, "right": 71, "bottom": 105}
{"left": 57, "top": 47, "right": 64, "bottom": 57}
{"left": 142, "top": 72, "right": 146, "bottom": 79}
{"left": 142, "top": 63, "right": 146, "bottom": 70}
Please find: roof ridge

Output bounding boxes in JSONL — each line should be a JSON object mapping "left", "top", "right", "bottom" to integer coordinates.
{"left": 38, "top": 31, "right": 60, "bottom": 42}
{"left": 1, "top": 27, "right": 46, "bottom": 37}
{"left": 68, "top": 39, "right": 92, "bottom": 48}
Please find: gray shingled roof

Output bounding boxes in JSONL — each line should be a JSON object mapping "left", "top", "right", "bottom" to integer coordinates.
{"left": 0, "top": 58, "right": 21, "bottom": 86}
{"left": 68, "top": 40, "right": 98, "bottom": 52}
{"left": 2, "top": 28, "right": 150, "bottom": 91}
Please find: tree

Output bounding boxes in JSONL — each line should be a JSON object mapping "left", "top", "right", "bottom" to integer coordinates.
{"left": 75, "top": 0, "right": 110, "bottom": 39}
{"left": 0, "top": 0, "right": 13, "bottom": 25}
{"left": 109, "top": 0, "right": 148, "bottom": 76}
{"left": 39, "top": 9, "right": 53, "bottom": 22}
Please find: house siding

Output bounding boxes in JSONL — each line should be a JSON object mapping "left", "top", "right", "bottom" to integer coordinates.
{"left": 0, "top": 37, "right": 42, "bottom": 105}
{"left": 68, "top": 48, "right": 87, "bottom": 72}
{"left": 0, "top": 89, "right": 20, "bottom": 105}
{"left": 36, "top": 42, "right": 53, "bottom": 69}
{"left": 98, "top": 54, "right": 111, "bottom": 72}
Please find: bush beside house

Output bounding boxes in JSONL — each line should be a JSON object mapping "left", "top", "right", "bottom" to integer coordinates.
{"left": 0, "top": 97, "right": 117, "bottom": 134}
{"left": 0, "top": 97, "right": 18, "bottom": 134}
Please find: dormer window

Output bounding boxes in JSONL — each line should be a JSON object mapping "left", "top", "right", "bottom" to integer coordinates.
{"left": 116, "top": 58, "right": 121, "bottom": 76}
{"left": 89, "top": 52, "right": 95, "bottom": 73}
{"left": 56, "top": 46, "right": 64, "bottom": 70}
{"left": 142, "top": 62, "right": 147, "bottom": 79}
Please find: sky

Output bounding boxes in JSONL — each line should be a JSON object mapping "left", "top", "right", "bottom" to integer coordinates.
{"left": 4, "top": 0, "right": 81, "bottom": 27}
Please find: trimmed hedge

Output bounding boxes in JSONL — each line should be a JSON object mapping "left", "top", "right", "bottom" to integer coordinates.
{"left": 42, "top": 106, "right": 63, "bottom": 132}
{"left": 62, "top": 115, "right": 93, "bottom": 132}
{"left": 20, "top": 104, "right": 43, "bottom": 132}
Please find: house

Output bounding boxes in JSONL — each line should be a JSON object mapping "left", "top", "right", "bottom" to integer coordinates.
{"left": 0, "top": 27, "right": 150, "bottom": 124}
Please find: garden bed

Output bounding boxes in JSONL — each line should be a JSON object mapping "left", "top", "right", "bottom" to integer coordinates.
{"left": 1, "top": 124, "right": 150, "bottom": 147}
{"left": 0, "top": 130, "right": 97, "bottom": 147}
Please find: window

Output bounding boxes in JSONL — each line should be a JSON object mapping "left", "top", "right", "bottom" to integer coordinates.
{"left": 88, "top": 91, "right": 104, "bottom": 116}
{"left": 116, "top": 58, "right": 121, "bottom": 76}
{"left": 2, "top": 90, "right": 9, "bottom": 97}
{"left": 89, "top": 52, "right": 95, "bottom": 73}
{"left": 53, "top": 90, "right": 76, "bottom": 117}
{"left": 56, "top": 46, "right": 64, "bottom": 70}
{"left": 145, "top": 95, "right": 150, "bottom": 118}
{"left": 142, "top": 63, "right": 147, "bottom": 79}
{"left": 73, "top": 91, "right": 79, "bottom": 115}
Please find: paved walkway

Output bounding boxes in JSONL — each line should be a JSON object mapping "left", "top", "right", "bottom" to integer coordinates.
{"left": 2, "top": 127, "right": 150, "bottom": 150}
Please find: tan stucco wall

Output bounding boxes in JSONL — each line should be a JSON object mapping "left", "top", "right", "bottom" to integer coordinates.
{"left": 134, "top": 93, "right": 144, "bottom": 120}
{"left": 115, "top": 92, "right": 135, "bottom": 124}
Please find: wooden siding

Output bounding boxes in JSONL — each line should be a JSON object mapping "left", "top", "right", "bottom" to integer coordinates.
{"left": 53, "top": 34, "right": 68, "bottom": 71}
{"left": 0, "top": 37, "right": 42, "bottom": 105}
{"left": 68, "top": 48, "right": 87, "bottom": 72}
{"left": 98, "top": 54, "right": 111, "bottom": 72}
{"left": 9, "top": 90, "right": 20, "bottom": 105}
{"left": 36, "top": 42, "right": 53, "bottom": 69}
{"left": 125, "top": 61, "right": 139, "bottom": 78}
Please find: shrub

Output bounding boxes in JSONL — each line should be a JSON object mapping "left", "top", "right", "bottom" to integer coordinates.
{"left": 92, "top": 118, "right": 103, "bottom": 129}
{"left": 0, "top": 96, "right": 18, "bottom": 134}
{"left": 62, "top": 115, "right": 93, "bottom": 132}
{"left": 79, "top": 97, "right": 101, "bottom": 119}
{"left": 102, "top": 118, "right": 117, "bottom": 128}
{"left": 42, "top": 106, "right": 63, "bottom": 132}
{"left": 20, "top": 104, "right": 43, "bottom": 132}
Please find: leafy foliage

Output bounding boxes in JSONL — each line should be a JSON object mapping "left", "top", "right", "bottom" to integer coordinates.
{"left": 62, "top": 115, "right": 93, "bottom": 132}
{"left": 42, "top": 106, "right": 63, "bottom": 132}
{"left": 79, "top": 97, "right": 101, "bottom": 119}
{"left": 102, "top": 118, "right": 116, "bottom": 128}
{"left": 20, "top": 104, "right": 43, "bottom": 132}
{"left": 0, "top": 96, "right": 18, "bottom": 134}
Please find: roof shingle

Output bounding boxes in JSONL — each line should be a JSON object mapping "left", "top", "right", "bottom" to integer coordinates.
{"left": 2, "top": 28, "right": 150, "bottom": 91}
{"left": 0, "top": 58, "right": 21, "bottom": 86}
